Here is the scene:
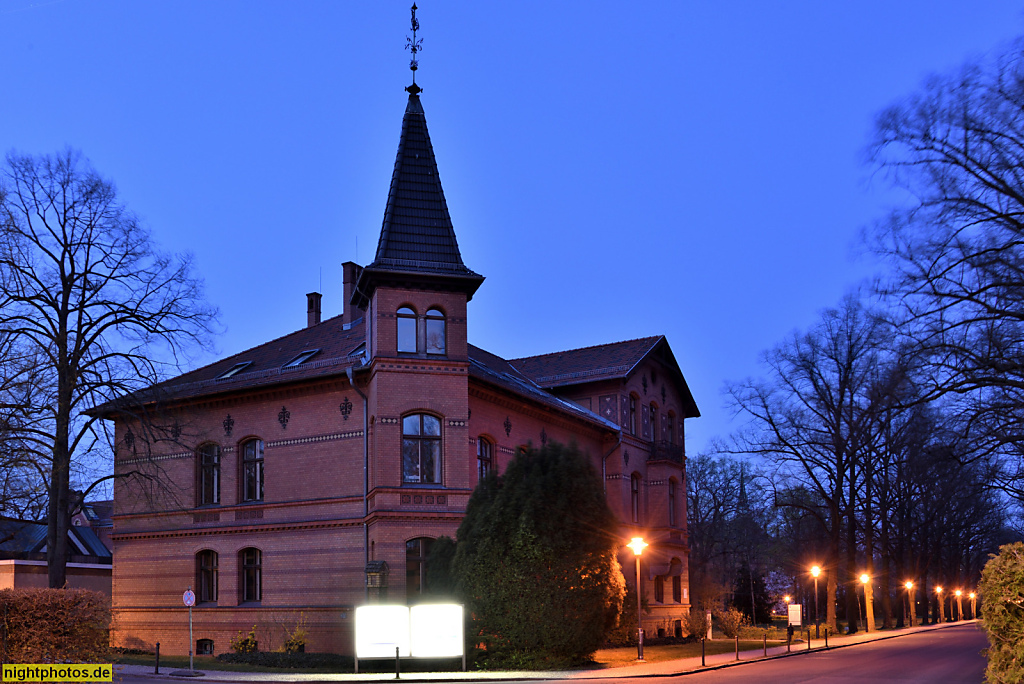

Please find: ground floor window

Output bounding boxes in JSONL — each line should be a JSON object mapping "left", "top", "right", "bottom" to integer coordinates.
{"left": 654, "top": 576, "right": 665, "bottom": 603}
{"left": 196, "top": 550, "right": 218, "bottom": 603}
{"left": 240, "top": 548, "right": 262, "bottom": 603}
{"left": 672, "top": 575, "right": 682, "bottom": 603}
{"left": 406, "top": 537, "right": 433, "bottom": 600}
{"left": 197, "top": 639, "right": 214, "bottom": 655}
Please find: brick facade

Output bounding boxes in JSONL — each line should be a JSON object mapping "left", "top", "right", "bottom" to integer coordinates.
{"left": 107, "top": 89, "right": 699, "bottom": 654}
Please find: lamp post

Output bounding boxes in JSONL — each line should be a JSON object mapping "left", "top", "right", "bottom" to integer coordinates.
{"left": 905, "top": 581, "right": 916, "bottom": 627}
{"left": 954, "top": 590, "right": 963, "bottom": 621}
{"left": 969, "top": 592, "right": 977, "bottom": 620}
{"left": 935, "top": 586, "right": 944, "bottom": 624}
{"left": 859, "top": 573, "right": 874, "bottom": 632}
{"left": 627, "top": 537, "right": 648, "bottom": 661}
{"left": 811, "top": 565, "right": 821, "bottom": 639}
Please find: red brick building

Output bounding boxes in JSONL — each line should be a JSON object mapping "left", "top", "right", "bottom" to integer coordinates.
{"left": 106, "top": 85, "right": 699, "bottom": 655}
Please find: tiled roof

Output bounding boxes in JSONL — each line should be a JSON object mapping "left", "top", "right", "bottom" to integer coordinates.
{"left": 509, "top": 336, "right": 664, "bottom": 387}
{"left": 468, "top": 345, "right": 619, "bottom": 431}
{"left": 93, "top": 315, "right": 367, "bottom": 410}
{"left": 370, "top": 93, "right": 479, "bottom": 278}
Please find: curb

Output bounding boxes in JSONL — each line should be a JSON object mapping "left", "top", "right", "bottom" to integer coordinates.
{"left": 115, "top": 620, "right": 981, "bottom": 683}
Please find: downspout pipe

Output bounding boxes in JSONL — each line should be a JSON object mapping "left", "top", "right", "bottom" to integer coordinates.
{"left": 346, "top": 366, "right": 369, "bottom": 601}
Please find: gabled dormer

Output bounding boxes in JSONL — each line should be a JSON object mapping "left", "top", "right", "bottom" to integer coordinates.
{"left": 352, "top": 86, "right": 484, "bottom": 363}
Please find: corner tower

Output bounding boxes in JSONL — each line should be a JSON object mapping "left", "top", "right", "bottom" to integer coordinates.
{"left": 352, "top": 63, "right": 483, "bottom": 602}
{"left": 351, "top": 86, "right": 484, "bottom": 362}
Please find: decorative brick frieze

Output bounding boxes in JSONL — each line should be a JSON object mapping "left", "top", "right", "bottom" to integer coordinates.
{"left": 192, "top": 512, "right": 220, "bottom": 524}
{"left": 265, "top": 430, "right": 363, "bottom": 448}
{"left": 235, "top": 509, "right": 264, "bottom": 521}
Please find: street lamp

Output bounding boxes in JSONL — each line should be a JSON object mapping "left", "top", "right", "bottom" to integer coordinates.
{"left": 969, "top": 592, "right": 977, "bottom": 620}
{"left": 859, "top": 573, "right": 874, "bottom": 632}
{"left": 627, "top": 537, "right": 648, "bottom": 661}
{"left": 905, "top": 581, "right": 916, "bottom": 627}
{"left": 955, "top": 590, "right": 963, "bottom": 621}
{"left": 935, "top": 586, "right": 944, "bottom": 624}
{"left": 811, "top": 565, "right": 821, "bottom": 639}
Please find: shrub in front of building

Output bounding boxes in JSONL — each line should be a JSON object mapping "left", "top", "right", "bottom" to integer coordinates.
{"left": 0, "top": 588, "right": 110, "bottom": 663}
{"left": 979, "top": 542, "right": 1024, "bottom": 684}
{"left": 453, "top": 442, "right": 626, "bottom": 668}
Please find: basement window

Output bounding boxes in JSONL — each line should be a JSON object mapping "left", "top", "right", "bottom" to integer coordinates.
{"left": 216, "top": 361, "right": 252, "bottom": 379}
{"left": 283, "top": 349, "right": 320, "bottom": 368}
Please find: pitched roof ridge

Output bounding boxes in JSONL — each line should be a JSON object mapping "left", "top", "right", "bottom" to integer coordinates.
{"left": 509, "top": 335, "right": 664, "bottom": 363}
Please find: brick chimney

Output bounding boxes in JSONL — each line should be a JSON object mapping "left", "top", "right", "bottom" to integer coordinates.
{"left": 306, "top": 292, "right": 322, "bottom": 328}
{"left": 342, "top": 261, "right": 363, "bottom": 325}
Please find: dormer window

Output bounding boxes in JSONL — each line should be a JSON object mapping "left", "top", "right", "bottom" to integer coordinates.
{"left": 216, "top": 361, "right": 252, "bottom": 380}
{"left": 397, "top": 307, "right": 417, "bottom": 353}
{"left": 283, "top": 349, "right": 320, "bottom": 368}
{"left": 425, "top": 309, "right": 446, "bottom": 355}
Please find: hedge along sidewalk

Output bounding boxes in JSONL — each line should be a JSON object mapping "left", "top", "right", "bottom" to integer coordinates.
{"left": 113, "top": 621, "right": 979, "bottom": 683}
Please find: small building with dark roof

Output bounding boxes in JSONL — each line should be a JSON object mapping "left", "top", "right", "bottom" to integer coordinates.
{"left": 0, "top": 517, "right": 112, "bottom": 594}
{"left": 103, "top": 83, "right": 699, "bottom": 656}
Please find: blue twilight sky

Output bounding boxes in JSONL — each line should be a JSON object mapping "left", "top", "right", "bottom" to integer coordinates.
{"left": 3, "top": 1, "right": 1024, "bottom": 457}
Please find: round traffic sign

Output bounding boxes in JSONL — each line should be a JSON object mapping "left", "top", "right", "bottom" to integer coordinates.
{"left": 183, "top": 589, "right": 196, "bottom": 607}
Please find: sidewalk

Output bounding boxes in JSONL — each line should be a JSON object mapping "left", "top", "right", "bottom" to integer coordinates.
{"left": 114, "top": 620, "right": 979, "bottom": 682}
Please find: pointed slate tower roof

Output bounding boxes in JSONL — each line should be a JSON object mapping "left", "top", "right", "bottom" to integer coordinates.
{"left": 351, "top": 89, "right": 484, "bottom": 309}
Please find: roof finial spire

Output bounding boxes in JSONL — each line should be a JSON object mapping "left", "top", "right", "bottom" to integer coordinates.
{"left": 405, "top": 3, "right": 423, "bottom": 95}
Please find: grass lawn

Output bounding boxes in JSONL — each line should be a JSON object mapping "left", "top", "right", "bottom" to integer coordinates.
{"left": 593, "top": 640, "right": 786, "bottom": 668}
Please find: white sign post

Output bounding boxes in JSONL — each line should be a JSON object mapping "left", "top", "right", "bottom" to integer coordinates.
{"left": 183, "top": 588, "right": 196, "bottom": 673}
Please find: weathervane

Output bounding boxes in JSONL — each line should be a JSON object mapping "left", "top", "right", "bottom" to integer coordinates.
{"left": 405, "top": 3, "right": 423, "bottom": 94}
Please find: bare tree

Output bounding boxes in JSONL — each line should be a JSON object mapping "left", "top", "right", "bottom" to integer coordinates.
{"left": 728, "top": 296, "right": 887, "bottom": 632}
{"left": 869, "top": 38, "right": 1024, "bottom": 503}
{"left": 0, "top": 149, "right": 217, "bottom": 587}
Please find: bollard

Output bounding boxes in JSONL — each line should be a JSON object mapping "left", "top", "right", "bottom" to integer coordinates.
{"left": 763, "top": 633, "right": 767, "bottom": 657}
{"left": 155, "top": 642, "right": 160, "bottom": 674}
{"left": 787, "top": 632, "right": 791, "bottom": 653}
{"left": 735, "top": 634, "right": 739, "bottom": 661}
{"left": 395, "top": 645, "right": 400, "bottom": 679}
{"left": 807, "top": 629, "right": 811, "bottom": 650}
{"left": 701, "top": 637, "right": 706, "bottom": 667}
{"left": 825, "top": 629, "right": 828, "bottom": 648}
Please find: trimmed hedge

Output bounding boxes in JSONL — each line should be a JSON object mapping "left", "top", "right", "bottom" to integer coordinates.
{"left": 0, "top": 588, "right": 110, "bottom": 663}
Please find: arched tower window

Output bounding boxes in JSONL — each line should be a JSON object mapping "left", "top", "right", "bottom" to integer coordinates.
{"left": 197, "top": 443, "right": 220, "bottom": 506}
{"left": 425, "top": 308, "right": 446, "bottom": 355}
{"left": 667, "top": 411, "right": 676, "bottom": 445}
{"left": 650, "top": 402, "right": 659, "bottom": 441}
{"left": 397, "top": 307, "right": 417, "bottom": 353}
{"left": 402, "top": 414, "right": 441, "bottom": 484}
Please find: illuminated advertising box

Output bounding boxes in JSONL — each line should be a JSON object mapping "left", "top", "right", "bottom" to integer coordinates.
{"left": 410, "top": 604, "right": 464, "bottom": 657}
{"left": 355, "top": 605, "right": 411, "bottom": 658}
{"left": 354, "top": 604, "right": 464, "bottom": 659}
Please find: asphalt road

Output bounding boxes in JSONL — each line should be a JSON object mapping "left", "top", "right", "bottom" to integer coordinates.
{"left": 571, "top": 623, "right": 989, "bottom": 684}
{"left": 112, "top": 623, "right": 989, "bottom": 684}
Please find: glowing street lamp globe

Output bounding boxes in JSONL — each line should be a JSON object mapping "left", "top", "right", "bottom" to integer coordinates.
{"left": 627, "top": 537, "right": 648, "bottom": 556}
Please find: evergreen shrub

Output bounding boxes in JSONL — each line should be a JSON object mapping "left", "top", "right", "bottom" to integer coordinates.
{"left": 979, "top": 542, "right": 1024, "bottom": 684}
